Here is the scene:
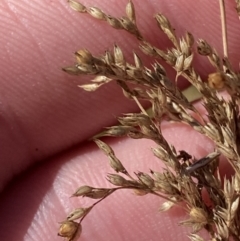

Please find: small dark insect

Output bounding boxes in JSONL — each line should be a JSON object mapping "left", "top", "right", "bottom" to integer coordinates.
{"left": 185, "top": 151, "right": 220, "bottom": 174}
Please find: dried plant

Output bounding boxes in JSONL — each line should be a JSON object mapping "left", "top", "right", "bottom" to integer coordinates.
{"left": 58, "top": 0, "right": 240, "bottom": 240}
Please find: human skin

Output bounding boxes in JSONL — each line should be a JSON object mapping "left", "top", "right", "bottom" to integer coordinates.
{"left": 0, "top": 0, "right": 239, "bottom": 240}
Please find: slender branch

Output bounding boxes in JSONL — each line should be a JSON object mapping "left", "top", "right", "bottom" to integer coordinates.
{"left": 132, "top": 96, "right": 148, "bottom": 116}
{"left": 219, "top": 0, "right": 228, "bottom": 59}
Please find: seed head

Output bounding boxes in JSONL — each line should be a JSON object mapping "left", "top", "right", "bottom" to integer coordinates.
{"left": 58, "top": 221, "right": 81, "bottom": 241}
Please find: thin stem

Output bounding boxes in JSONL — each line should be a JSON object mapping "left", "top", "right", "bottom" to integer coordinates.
{"left": 79, "top": 188, "right": 117, "bottom": 223}
{"left": 132, "top": 96, "right": 148, "bottom": 115}
{"left": 219, "top": 0, "right": 228, "bottom": 59}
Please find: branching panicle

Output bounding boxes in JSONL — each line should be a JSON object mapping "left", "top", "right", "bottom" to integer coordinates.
{"left": 59, "top": 1, "right": 240, "bottom": 240}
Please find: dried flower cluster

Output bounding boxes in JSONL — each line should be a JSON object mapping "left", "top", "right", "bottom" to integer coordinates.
{"left": 58, "top": 0, "right": 240, "bottom": 240}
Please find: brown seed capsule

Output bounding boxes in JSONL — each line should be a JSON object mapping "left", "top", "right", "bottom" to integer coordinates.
{"left": 159, "top": 199, "right": 176, "bottom": 212}
{"left": 126, "top": 0, "right": 136, "bottom": 23}
{"left": 106, "top": 16, "right": 122, "bottom": 29}
{"left": 136, "top": 172, "right": 155, "bottom": 188}
{"left": 72, "top": 186, "right": 110, "bottom": 199}
{"left": 85, "top": 188, "right": 111, "bottom": 199}
{"left": 79, "top": 83, "right": 103, "bottom": 92}
{"left": 120, "top": 16, "right": 139, "bottom": 36}
{"left": 94, "top": 139, "right": 114, "bottom": 156}
{"left": 197, "top": 39, "right": 212, "bottom": 56}
{"left": 185, "top": 32, "right": 194, "bottom": 47}
{"left": 208, "top": 72, "right": 225, "bottom": 89}
{"left": 87, "top": 7, "right": 106, "bottom": 20}
{"left": 234, "top": 176, "right": 240, "bottom": 194}
{"left": 68, "top": 0, "right": 86, "bottom": 12}
{"left": 58, "top": 221, "right": 81, "bottom": 241}
{"left": 107, "top": 173, "right": 130, "bottom": 186}
{"left": 67, "top": 207, "right": 91, "bottom": 221}
{"left": 189, "top": 207, "right": 208, "bottom": 224}
{"left": 114, "top": 44, "right": 126, "bottom": 67}
{"left": 75, "top": 49, "right": 93, "bottom": 65}
{"left": 108, "top": 155, "right": 126, "bottom": 173}
{"left": 104, "top": 126, "right": 136, "bottom": 137}
{"left": 72, "top": 185, "right": 94, "bottom": 197}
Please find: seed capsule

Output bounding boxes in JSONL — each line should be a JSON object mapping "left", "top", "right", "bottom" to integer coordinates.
{"left": 208, "top": 72, "right": 225, "bottom": 89}
{"left": 58, "top": 221, "right": 81, "bottom": 241}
